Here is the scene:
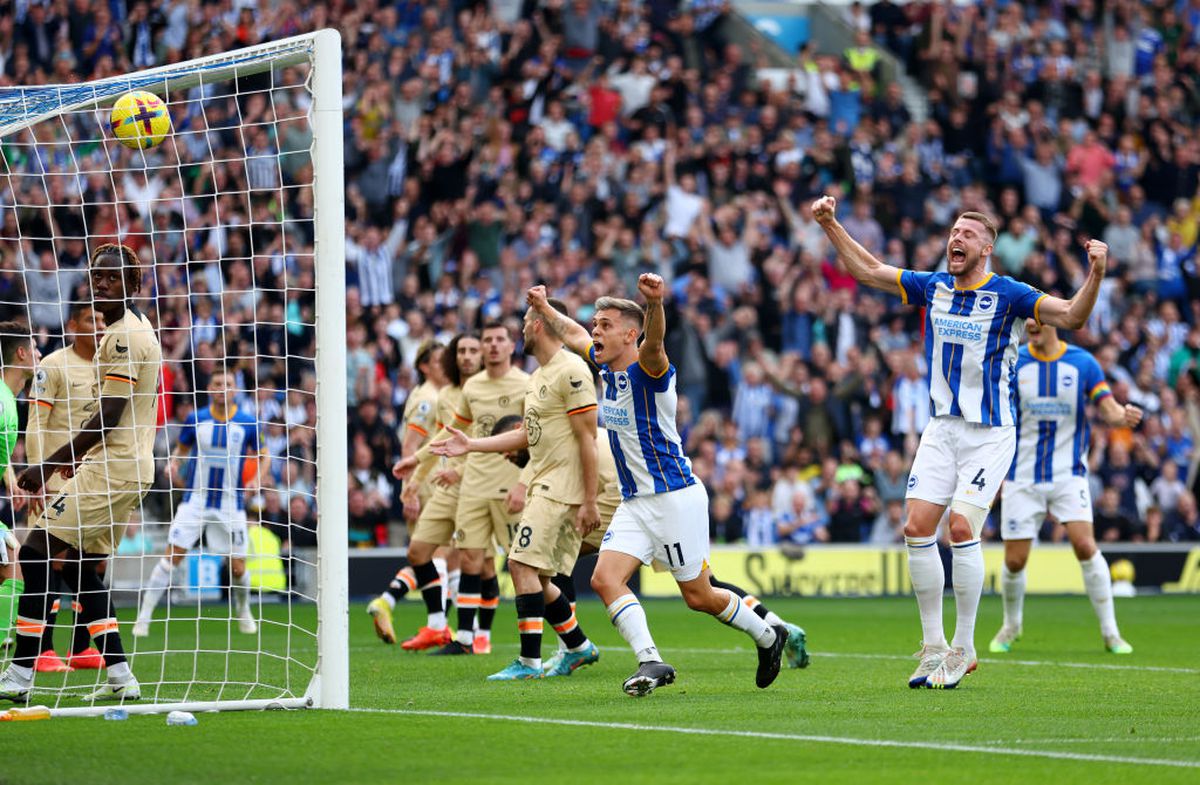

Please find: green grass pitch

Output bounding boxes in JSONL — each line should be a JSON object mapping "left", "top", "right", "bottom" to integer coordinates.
{"left": 3, "top": 593, "right": 1198, "bottom": 784}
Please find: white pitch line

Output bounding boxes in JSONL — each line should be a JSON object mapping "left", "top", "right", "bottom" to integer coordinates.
{"left": 981, "top": 737, "right": 1200, "bottom": 746}
{"left": 349, "top": 643, "right": 1200, "bottom": 674}
{"left": 344, "top": 708, "right": 1200, "bottom": 769}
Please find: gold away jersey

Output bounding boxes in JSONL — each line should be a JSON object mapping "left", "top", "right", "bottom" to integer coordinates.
{"left": 455, "top": 366, "right": 529, "bottom": 500}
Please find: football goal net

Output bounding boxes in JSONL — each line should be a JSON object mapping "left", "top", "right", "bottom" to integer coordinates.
{"left": 0, "top": 29, "right": 347, "bottom": 716}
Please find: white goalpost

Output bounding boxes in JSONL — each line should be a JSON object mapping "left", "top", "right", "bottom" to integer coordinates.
{"left": 0, "top": 29, "right": 347, "bottom": 716}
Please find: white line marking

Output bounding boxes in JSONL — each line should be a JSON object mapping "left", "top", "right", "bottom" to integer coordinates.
{"left": 350, "top": 643, "right": 1200, "bottom": 674}
{"left": 638, "top": 647, "right": 1200, "bottom": 675}
{"left": 343, "top": 708, "right": 1200, "bottom": 769}
{"left": 981, "top": 737, "right": 1200, "bottom": 746}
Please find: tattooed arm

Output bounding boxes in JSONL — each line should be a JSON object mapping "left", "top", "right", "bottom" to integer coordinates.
{"left": 636, "top": 273, "right": 669, "bottom": 377}
{"left": 526, "top": 285, "right": 592, "bottom": 356}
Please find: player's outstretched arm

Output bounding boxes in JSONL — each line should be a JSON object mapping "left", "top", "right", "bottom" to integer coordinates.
{"left": 1034, "top": 240, "right": 1108, "bottom": 330}
{"left": 811, "top": 195, "right": 904, "bottom": 296}
{"left": 637, "top": 273, "right": 669, "bottom": 376}
{"left": 528, "top": 285, "right": 591, "bottom": 356}
{"left": 430, "top": 425, "right": 529, "bottom": 457}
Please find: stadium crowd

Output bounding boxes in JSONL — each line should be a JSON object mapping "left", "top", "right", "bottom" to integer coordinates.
{"left": 0, "top": 0, "right": 1198, "bottom": 550}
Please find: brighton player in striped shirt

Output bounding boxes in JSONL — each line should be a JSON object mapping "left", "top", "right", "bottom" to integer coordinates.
{"left": 812, "top": 196, "right": 1109, "bottom": 689}
{"left": 531, "top": 277, "right": 787, "bottom": 696}
{"left": 991, "top": 319, "right": 1142, "bottom": 655}
{"left": 133, "top": 369, "right": 269, "bottom": 637}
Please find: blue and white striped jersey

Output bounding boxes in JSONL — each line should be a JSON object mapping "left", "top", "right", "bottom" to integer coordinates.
{"left": 582, "top": 344, "right": 695, "bottom": 500}
{"left": 178, "top": 406, "right": 262, "bottom": 511}
{"left": 1008, "top": 343, "right": 1112, "bottom": 484}
{"left": 898, "top": 270, "right": 1047, "bottom": 426}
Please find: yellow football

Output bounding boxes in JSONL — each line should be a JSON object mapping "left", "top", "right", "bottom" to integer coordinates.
{"left": 1110, "top": 558, "right": 1135, "bottom": 583}
{"left": 110, "top": 90, "right": 171, "bottom": 150}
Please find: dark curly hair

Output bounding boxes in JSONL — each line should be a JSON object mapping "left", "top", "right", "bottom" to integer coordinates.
{"left": 90, "top": 242, "right": 142, "bottom": 296}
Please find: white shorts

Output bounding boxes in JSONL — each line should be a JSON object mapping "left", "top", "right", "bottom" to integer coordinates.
{"left": 906, "top": 417, "right": 1015, "bottom": 511}
{"left": 1000, "top": 475, "right": 1094, "bottom": 540}
{"left": 168, "top": 500, "right": 249, "bottom": 559}
{"left": 600, "top": 482, "right": 711, "bottom": 583}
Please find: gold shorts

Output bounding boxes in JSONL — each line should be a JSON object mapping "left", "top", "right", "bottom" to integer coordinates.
{"left": 454, "top": 497, "right": 516, "bottom": 551}
{"left": 582, "top": 496, "right": 619, "bottom": 551}
{"left": 509, "top": 494, "right": 584, "bottom": 577}
{"left": 35, "top": 465, "right": 150, "bottom": 555}
{"left": 410, "top": 489, "right": 458, "bottom": 546}
{"left": 404, "top": 481, "right": 437, "bottom": 537}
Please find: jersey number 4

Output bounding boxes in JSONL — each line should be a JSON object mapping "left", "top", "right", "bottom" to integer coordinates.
{"left": 970, "top": 469, "right": 986, "bottom": 491}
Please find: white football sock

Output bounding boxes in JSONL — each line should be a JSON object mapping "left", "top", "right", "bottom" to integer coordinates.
{"left": 1080, "top": 551, "right": 1119, "bottom": 638}
{"left": 138, "top": 558, "right": 174, "bottom": 623}
{"left": 108, "top": 661, "right": 132, "bottom": 681}
{"left": 715, "top": 589, "right": 776, "bottom": 648}
{"left": 1001, "top": 563, "right": 1025, "bottom": 630}
{"left": 232, "top": 571, "right": 250, "bottom": 617}
{"left": 606, "top": 593, "right": 660, "bottom": 663}
{"left": 446, "top": 569, "right": 461, "bottom": 610}
{"left": 950, "top": 538, "right": 984, "bottom": 656}
{"left": 427, "top": 611, "right": 447, "bottom": 630}
{"left": 906, "top": 535, "right": 948, "bottom": 649}
{"left": 379, "top": 591, "right": 396, "bottom": 610}
{"left": 763, "top": 610, "right": 786, "bottom": 627}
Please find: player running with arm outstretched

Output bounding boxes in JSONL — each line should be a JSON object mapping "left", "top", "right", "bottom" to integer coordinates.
{"left": 812, "top": 195, "right": 1107, "bottom": 689}
{"left": 529, "top": 277, "right": 787, "bottom": 696}
{"left": 432, "top": 296, "right": 602, "bottom": 679}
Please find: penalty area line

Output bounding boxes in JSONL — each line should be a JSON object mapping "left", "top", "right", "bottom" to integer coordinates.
{"left": 345, "top": 708, "right": 1200, "bottom": 770}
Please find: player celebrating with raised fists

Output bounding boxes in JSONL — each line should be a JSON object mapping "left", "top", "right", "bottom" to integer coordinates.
{"left": 530, "top": 275, "right": 787, "bottom": 697}
{"left": 991, "top": 318, "right": 1142, "bottom": 656}
{"left": 811, "top": 195, "right": 1108, "bottom": 689}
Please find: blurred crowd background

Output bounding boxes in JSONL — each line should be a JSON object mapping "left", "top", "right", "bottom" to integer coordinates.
{"left": 0, "top": 0, "right": 1198, "bottom": 550}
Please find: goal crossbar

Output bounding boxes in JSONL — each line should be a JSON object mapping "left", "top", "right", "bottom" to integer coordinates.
{"left": 0, "top": 34, "right": 318, "bottom": 140}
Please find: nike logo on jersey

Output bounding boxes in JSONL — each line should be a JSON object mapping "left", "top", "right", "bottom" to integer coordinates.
{"left": 570, "top": 379, "right": 583, "bottom": 389}
{"left": 115, "top": 342, "right": 128, "bottom": 354}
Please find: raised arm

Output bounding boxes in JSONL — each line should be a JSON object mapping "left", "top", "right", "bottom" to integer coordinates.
{"left": 1098, "top": 395, "right": 1144, "bottom": 429}
{"left": 1034, "top": 240, "right": 1107, "bottom": 330}
{"left": 637, "top": 273, "right": 669, "bottom": 377}
{"left": 811, "top": 195, "right": 904, "bottom": 296}
{"left": 527, "top": 285, "right": 591, "bottom": 356}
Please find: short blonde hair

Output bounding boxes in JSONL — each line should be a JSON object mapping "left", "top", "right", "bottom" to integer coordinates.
{"left": 594, "top": 296, "right": 644, "bottom": 328}
{"left": 957, "top": 211, "right": 997, "bottom": 242}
